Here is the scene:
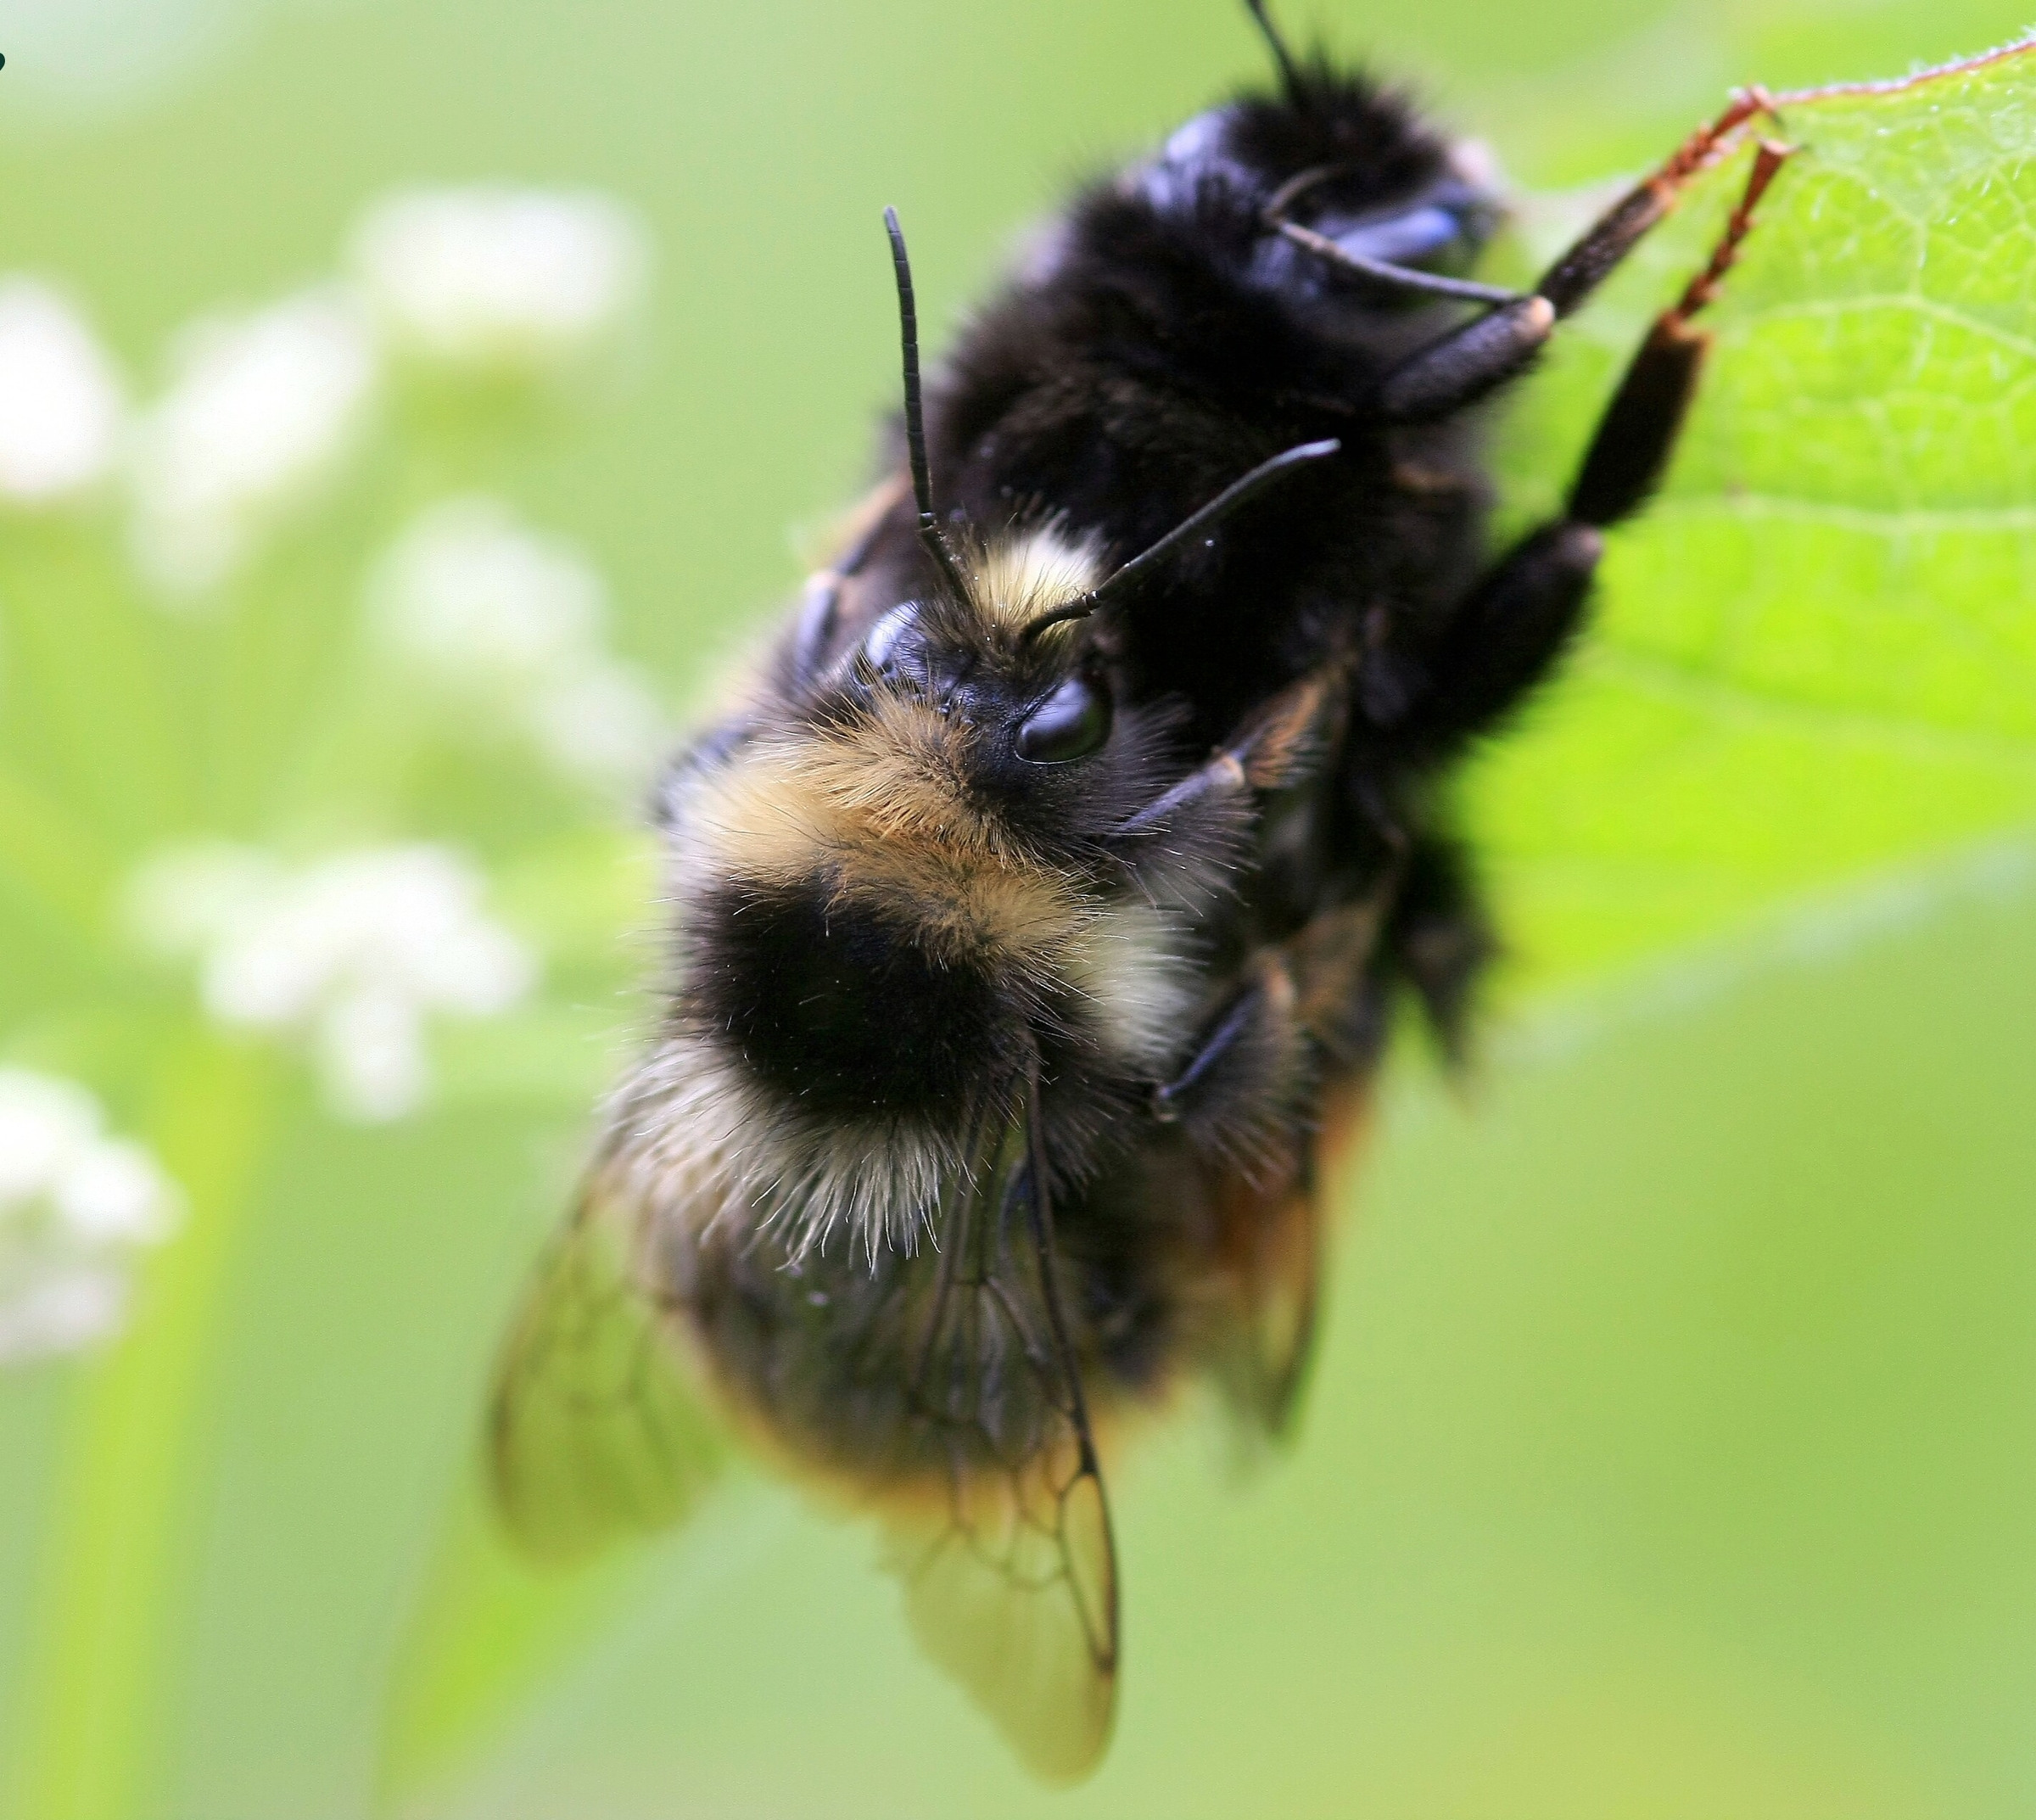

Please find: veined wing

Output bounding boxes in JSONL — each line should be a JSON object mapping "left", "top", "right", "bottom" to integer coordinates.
{"left": 487, "top": 1086, "right": 1120, "bottom": 1781}
{"left": 878, "top": 1085, "right": 1120, "bottom": 1784}
{"left": 488, "top": 1164, "right": 725, "bottom": 1562}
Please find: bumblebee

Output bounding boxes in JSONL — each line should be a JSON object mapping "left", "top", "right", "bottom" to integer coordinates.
{"left": 490, "top": 0, "right": 1791, "bottom": 1781}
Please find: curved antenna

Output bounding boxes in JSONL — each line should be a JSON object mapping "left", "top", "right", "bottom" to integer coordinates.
{"left": 1244, "top": 0, "right": 1304, "bottom": 97}
{"left": 1024, "top": 438, "right": 1340, "bottom": 641}
{"left": 882, "top": 206, "right": 970, "bottom": 599}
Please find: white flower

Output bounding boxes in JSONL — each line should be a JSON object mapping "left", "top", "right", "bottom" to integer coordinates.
{"left": 367, "top": 496, "right": 668, "bottom": 789}
{"left": 314, "top": 988, "right": 427, "bottom": 1125}
{"left": 526, "top": 658, "right": 667, "bottom": 788}
{"left": 351, "top": 186, "right": 648, "bottom": 375}
{"left": 130, "top": 842, "right": 536, "bottom": 1123}
{"left": 129, "top": 288, "right": 378, "bottom": 598}
{"left": 0, "top": 1068, "right": 181, "bottom": 1364}
{"left": 0, "top": 1071, "right": 101, "bottom": 1204}
{"left": 0, "top": 278, "right": 126, "bottom": 507}
{"left": 370, "top": 496, "right": 603, "bottom": 686}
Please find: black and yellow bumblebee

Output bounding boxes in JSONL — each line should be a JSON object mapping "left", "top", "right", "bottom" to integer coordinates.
{"left": 489, "top": 0, "right": 1789, "bottom": 1780}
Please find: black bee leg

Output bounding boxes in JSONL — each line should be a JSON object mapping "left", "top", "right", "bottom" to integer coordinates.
{"left": 1373, "top": 88, "right": 1775, "bottom": 424}
{"left": 1150, "top": 989, "right": 1256, "bottom": 1123}
{"left": 648, "top": 719, "right": 751, "bottom": 832}
{"left": 1112, "top": 665, "right": 1345, "bottom": 843}
{"left": 1150, "top": 954, "right": 1307, "bottom": 1151}
{"left": 1379, "top": 833, "right": 1494, "bottom": 1062}
{"left": 1567, "top": 137, "right": 1792, "bottom": 524}
{"left": 1389, "top": 137, "right": 1793, "bottom": 748}
{"left": 1261, "top": 168, "right": 1524, "bottom": 310}
{"left": 787, "top": 570, "right": 845, "bottom": 685}
{"left": 1155, "top": 882, "right": 1401, "bottom": 1144}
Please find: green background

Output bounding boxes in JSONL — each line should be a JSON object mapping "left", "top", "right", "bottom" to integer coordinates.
{"left": 4, "top": 1, "right": 2036, "bottom": 1815}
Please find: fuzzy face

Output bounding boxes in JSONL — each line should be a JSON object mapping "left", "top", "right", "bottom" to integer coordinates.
{"left": 627, "top": 532, "right": 1223, "bottom": 1260}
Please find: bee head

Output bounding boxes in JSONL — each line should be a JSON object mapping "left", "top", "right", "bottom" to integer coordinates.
{"left": 1132, "top": 3, "right": 1502, "bottom": 302}
{"left": 849, "top": 531, "right": 1116, "bottom": 762}
{"left": 685, "top": 524, "right": 1175, "bottom": 1042}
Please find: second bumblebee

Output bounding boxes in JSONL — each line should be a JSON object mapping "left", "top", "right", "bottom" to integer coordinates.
{"left": 492, "top": 0, "right": 1791, "bottom": 1781}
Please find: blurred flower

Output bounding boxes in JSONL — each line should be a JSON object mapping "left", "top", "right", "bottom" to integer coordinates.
{"left": 350, "top": 186, "right": 648, "bottom": 375}
{"left": 525, "top": 658, "right": 668, "bottom": 787}
{"left": 130, "top": 843, "right": 536, "bottom": 1122}
{"left": 0, "top": 277, "right": 126, "bottom": 507}
{"left": 366, "top": 495, "right": 668, "bottom": 791}
{"left": 129, "top": 288, "right": 378, "bottom": 599}
{"left": 0, "top": 1068, "right": 181, "bottom": 1364}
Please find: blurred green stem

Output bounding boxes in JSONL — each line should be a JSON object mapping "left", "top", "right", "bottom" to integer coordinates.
{"left": 0, "top": 763, "right": 114, "bottom": 953}
{"left": 6, "top": 1033, "right": 273, "bottom": 1820}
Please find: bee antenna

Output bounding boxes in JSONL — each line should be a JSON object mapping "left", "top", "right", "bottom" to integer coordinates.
{"left": 1024, "top": 438, "right": 1340, "bottom": 641}
{"left": 882, "top": 206, "right": 970, "bottom": 600}
{"left": 1244, "top": 0, "right": 1304, "bottom": 97}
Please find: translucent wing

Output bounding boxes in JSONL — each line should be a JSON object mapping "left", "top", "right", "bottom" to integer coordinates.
{"left": 489, "top": 1098, "right": 1120, "bottom": 1780}
{"left": 488, "top": 1167, "right": 725, "bottom": 1562}
{"left": 1209, "top": 1160, "right": 1325, "bottom": 1440}
{"left": 877, "top": 1099, "right": 1121, "bottom": 1784}
{"left": 1213, "top": 897, "right": 1389, "bottom": 1443}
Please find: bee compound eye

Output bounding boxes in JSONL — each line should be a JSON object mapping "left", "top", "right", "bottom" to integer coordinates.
{"left": 1015, "top": 669, "right": 1113, "bottom": 764}
{"left": 1332, "top": 180, "right": 1498, "bottom": 275}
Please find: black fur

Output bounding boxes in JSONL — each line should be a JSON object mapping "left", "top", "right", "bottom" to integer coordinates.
{"left": 843, "top": 74, "right": 1492, "bottom": 752}
{"left": 806, "top": 73, "right": 1508, "bottom": 1050}
{"left": 690, "top": 880, "right": 1011, "bottom": 1122}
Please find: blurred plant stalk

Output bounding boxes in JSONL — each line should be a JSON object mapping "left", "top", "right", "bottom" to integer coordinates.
{"left": 8, "top": 1038, "right": 269, "bottom": 1820}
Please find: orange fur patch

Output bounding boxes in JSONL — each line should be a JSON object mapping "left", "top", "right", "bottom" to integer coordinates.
{"left": 685, "top": 696, "right": 1085, "bottom": 968}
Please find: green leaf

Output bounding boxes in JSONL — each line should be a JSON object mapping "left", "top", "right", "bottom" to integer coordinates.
{"left": 1472, "top": 42, "right": 2036, "bottom": 993}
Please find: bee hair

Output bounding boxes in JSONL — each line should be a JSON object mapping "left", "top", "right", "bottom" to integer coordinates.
{"left": 1243, "top": 0, "right": 1303, "bottom": 98}
{"left": 1022, "top": 436, "right": 1342, "bottom": 641}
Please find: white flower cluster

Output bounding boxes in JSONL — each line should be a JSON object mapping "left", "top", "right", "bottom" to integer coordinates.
{"left": 131, "top": 843, "right": 537, "bottom": 1123}
{"left": 352, "top": 186, "right": 648, "bottom": 376}
{"left": 367, "top": 496, "right": 667, "bottom": 790}
{"left": 92, "top": 184, "right": 640, "bottom": 602}
{"left": 0, "top": 182, "right": 646, "bottom": 599}
{"left": 129, "top": 288, "right": 378, "bottom": 598}
{"left": 0, "top": 1069, "right": 181, "bottom": 1364}
{"left": 0, "top": 278, "right": 126, "bottom": 509}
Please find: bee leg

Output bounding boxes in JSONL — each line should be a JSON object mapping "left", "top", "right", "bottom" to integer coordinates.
{"left": 1379, "top": 833, "right": 1494, "bottom": 1063}
{"left": 1156, "top": 884, "right": 1399, "bottom": 1142}
{"left": 1112, "top": 664, "right": 1345, "bottom": 843}
{"left": 1261, "top": 170, "right": 1524, "bottom": 310}
{"left": 648, "top": 718, "right": 749, "bottom": 832}
{"left": 1150, "top": 953, "right": 1309, "bottom": 1156}
{"left": 1151, "top": 983, "right": 1275, "bottom": 1125}
{"left": 1384, "top": 137, "right": 1793, "bottom": 747}
{"left": 786, "top": 569, "right": 844, "bottom": 686}
{"left": 1372, "top": 89, "right": 1775, "bottom": 424}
